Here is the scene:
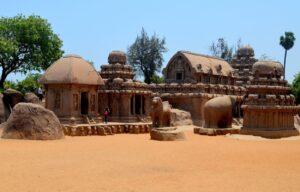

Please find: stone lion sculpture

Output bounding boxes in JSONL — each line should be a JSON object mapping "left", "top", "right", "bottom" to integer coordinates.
{"left": 151, "top": 97, "right": 171, "bottom": 127}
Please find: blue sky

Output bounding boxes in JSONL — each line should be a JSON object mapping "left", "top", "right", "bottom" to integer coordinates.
{"left": 1, "top": 0, "right": 299, "bottom": 83}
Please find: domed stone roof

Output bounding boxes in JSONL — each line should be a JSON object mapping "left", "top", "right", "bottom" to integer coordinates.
{"left": 40, "top": 54, "right": 104, "bottom": 85}
{"left": 252, "top": 60, "right": 283, "bottom": 76}
{"left": 237, "top": 46, "right": 255, "bottom": 57}
{"left": 108, "top": 51, "right": 126, "bottom": 64}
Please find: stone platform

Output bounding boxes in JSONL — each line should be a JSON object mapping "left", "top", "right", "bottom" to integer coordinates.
{"left": 194, "top": 126, "right": 240, "bottom": 136}
{"left": 150, "top": 127, "right": 186, "bottom": 141}
{"left": 62, "top": 122, "right": 152, "bottom": 136}
{"left": 240, "top": 128, "right": 300, "bottom": 139}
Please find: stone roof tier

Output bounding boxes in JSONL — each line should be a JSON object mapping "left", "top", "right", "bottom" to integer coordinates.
{"left": 168, "top": 51, "right": 235, "bottom": 77}
{"left": 40, "top": 54, "right": 104, "bottom": 85}
{"left": 108, "top": 51, "right": 126, "bottom": 65}
{"left": 252, "top": 60, "right": 283, "bottom": 78}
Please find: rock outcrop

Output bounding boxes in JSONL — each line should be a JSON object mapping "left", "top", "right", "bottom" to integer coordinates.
{"left": 1, "top": 103, "right": 64, "bottom": 140}
{"left": 170, "top": 108, "right": 193, "bottom": 126}
{"left": 24, "top": 92, "right": 40, "bottom": 104}
{"left": 0, "top": 93, "right": 7, "bottom": 123}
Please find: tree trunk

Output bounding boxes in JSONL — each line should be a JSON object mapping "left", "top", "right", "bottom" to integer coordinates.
{"left": 0, "top": 79, "right": 5, "bottom": 90}
{"left": 283, "top": 49, "right": 287, "bottom": 80}
{"left": 144, "top": 73, "right": 151, "bottom": 84}
{"left": 0, "top": 72, "right": 7, "bottom": 90}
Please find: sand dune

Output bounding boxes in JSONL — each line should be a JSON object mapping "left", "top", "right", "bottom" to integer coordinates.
{"left": 1, "top": 126, "right": 300, "bottom": 192}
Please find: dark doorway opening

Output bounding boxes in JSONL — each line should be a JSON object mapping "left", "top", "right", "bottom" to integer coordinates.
{"left": 81, "top": 92, "right": 89, "bottom": 115}
{"left": 142, "top": 96, "right": 145, "bottom": 115}
{"left": 176, "top": 72, "right": 183, "bottom": 80}
{"left": 130, "top": 96, "right": 134, "bottom": 115}
{"left": 135, "top": 95, "right": 141, "bottom": 115}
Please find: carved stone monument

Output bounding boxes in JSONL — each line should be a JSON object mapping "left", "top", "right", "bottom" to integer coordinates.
{"left": 241, "top": 60, "right": 300, "bottom": 138}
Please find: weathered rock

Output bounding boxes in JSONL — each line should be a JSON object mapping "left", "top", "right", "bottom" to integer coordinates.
{"left": 1, "top": 103, "right": 64, "bottom": 140}
{"left": 170, "top": 108, "right": 193, "bottom": 126}
{"left": 150, "top": 127, "right": 186, "bottom": 141}
{"left": 0, "top": 93, "right": 7, "bottom": 123}
{"left": 2, "top": 88, "right": 24, "bottom": 108}
{"left": 24, "top": 92, "right": 40, "bottom": 104}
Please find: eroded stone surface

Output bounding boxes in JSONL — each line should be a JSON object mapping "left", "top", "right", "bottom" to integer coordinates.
{"left": 150, "top": 127, "right": 186, "bottom": 141}
{"left": 170, "top": 108, "right": 193, "bottom": 126}
{"left": 1, "top": 103, "right": 64, "bottom": 140}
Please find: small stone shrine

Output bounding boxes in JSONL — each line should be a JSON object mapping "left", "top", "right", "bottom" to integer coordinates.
{"left": 241, "top": 60, "right": 300, "bottom": 138}
{"left": 98, "top": 51, "right": 152, "bottom": 122}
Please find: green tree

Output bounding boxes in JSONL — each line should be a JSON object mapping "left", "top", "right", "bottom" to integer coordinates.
{"left": 3, "top": 73, "right": 42, "bottom": 94}
{"left": 209, "top": 38, "right": 242, "bottom": 62}
{"left": 0, "top": 15, "right": 63, "bottom": 89}
{"left": 16, "top": 73, "right": 42, "bottom": 93}
{"left": 150, "top": 74, "right": 164, "bottom": 84}
{"left": 280, "top": 32, "right": 296, "bottom": 80}
{"left": 291, "top": 72, "right": 300, "bottom": 104}
{"left": 127, "top": 28, "right": 167, "bottom": 84}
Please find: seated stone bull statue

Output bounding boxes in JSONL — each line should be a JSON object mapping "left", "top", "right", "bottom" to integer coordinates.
{"left": 150, "top": 97, "right": 171, "bottom": 128}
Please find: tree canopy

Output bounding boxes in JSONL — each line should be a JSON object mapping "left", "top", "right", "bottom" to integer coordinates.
{"left": 291, "top": 72, "right": 300, "bottom": 104}
{"left": 0, "top": 15, "right": 63, "bottom": 88}
{"left": 4, "top": 73, "right": 42, "bottom": 94}
{"left": 127, "top": 28, "right": 167, "bottom": 84}
{"left": 209, "top": 38, "right": 242, "bottom": 62}
{"left": 280, "top": 32, "right": 296, "bottom": 80}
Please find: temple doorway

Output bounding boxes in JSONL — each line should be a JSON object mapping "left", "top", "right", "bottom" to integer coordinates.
{"left": 135, "top": 95, "right": 141, "bottom": 115}
{"left": 81, "top": 92, "right": 89, "bottom": 115}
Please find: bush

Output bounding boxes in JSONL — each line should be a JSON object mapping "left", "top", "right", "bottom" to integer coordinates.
{"left": 3, "top": 73, "right": 42, "bottom": 94}
{"left": 291, "top": 72, "right": 300, "bottom": 104}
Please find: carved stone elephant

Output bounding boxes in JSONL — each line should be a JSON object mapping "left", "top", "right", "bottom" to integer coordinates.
{"left": 150, "top": 97, "right": 171, "bottom": 128}
{"left": 203, "top": 96, "right": 241, "bottom": 128}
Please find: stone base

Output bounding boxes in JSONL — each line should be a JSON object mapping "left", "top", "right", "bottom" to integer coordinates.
{"left": 194, "top": 127, "right": 240, "bottom": 136}
{"left": 240, "top": 128, "right": 300, "bottom": 139}
{"left": 150, "top": 127, "right": 186, "bottom": 141}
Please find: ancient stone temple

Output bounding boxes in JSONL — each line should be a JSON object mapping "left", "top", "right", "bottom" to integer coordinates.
{"left": 151, "top": 51, "right": 245, "bottom": 125}
{"left": 230, "top": 46, "right": 258, "bottom": 85}
{"left": 164, "top": 51, "right": 236, "bottom": 84}
{"left": 40, "top": 54, "right": 104, "bottom": 123}
{"left": 98, "top": 51, "right": 152, "bottom": 122}
{"left": 241, "top": 60, "right": 300, "bottom": 138}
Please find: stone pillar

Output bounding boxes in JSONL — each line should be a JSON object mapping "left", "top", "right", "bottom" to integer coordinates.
{"left": 243, "top": 109, "right": 248, "bottom": 128}
{"left": 144, "top": 95, "right": 151, "bottom": 116}
{"left": 120, "top": 94, "right": 131, "bottom": 117}
{"left": 112, "top": 93, "right": 120, "bottom": 116}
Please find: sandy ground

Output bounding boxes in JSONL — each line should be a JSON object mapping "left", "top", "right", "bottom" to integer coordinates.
{"left": 1, "top": 126, "right": 300, "bottom": 192}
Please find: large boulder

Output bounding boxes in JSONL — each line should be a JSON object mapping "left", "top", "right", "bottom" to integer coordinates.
{"left": 24, "top": 92, "right": 40, "bottom": 104}
{"left": 0, "top": 93, "right": 10, "bottom": 123}
{"left": 0, "top": 93, "right": 6, "bottom": 123}
{"left": 1, "top": 103, "right": 64, "bottom": 140}
{"left": 170, "top": 108, "right": 193, "bottom": 126}
{"left": 2, "top": 88, "right": 24, "bottom": 108}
